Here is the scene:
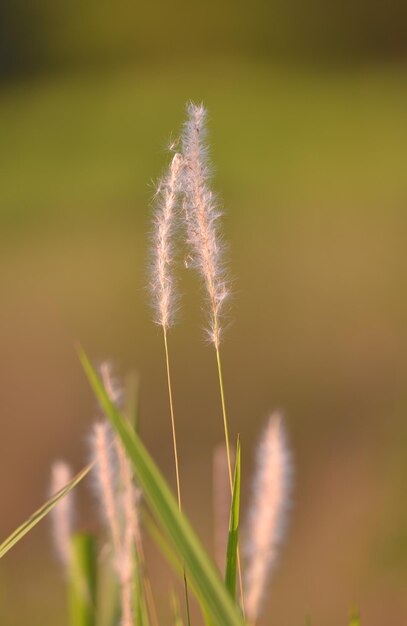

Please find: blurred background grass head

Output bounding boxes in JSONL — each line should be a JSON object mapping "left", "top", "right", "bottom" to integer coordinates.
{"left": 0, "top": 1, "right": 406, "bottom": 625}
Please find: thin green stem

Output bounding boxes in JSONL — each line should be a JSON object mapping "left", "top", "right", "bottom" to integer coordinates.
{"left": 163, "top": 329, "right": 182, "bottom": 509}
{"left": 215, "top": 339, "right": 245, "bottom": 618}
{"left": 215, "top": 346, "right": 233, "bottom": 491}
{"left": 183, "top": 570, "right": 192, "bottom": 626}
{"left": 163, "top": 328, "right": 191, "bottom": 626}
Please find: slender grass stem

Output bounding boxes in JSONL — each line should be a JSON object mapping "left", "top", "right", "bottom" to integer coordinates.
{"left": 163, "top": 328, "right": 191, "bottom": 626}
{"left": 136, "top": 540, "right": 159, "bottom": 626}
{"left": 163, "top": 329, "right": 182, "bottom": 509}
{"left": 215, "top": 346, "right": 233, "bottom": 490}
{"left": 214, "top": 336, "right": 245, "bottom": 618}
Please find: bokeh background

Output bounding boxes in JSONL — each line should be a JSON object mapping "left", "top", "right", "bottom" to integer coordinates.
{"left": 1, "top": 1, "right": 407, "bottom": 624}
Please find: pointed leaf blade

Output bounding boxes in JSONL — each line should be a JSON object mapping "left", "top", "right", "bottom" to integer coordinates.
{"left": 0, "top": 464, "right": 91, "bottom": 560}
{"left": 225, "top": 438, "right": 241, "bottom": 598}
{"left": 79, "top": 347, "right": 246, "bottom": 626}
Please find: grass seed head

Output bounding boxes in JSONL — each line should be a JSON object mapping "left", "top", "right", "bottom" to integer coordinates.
{"left": 181, "top": 102, "right": 230, "bottom": 348}
{"left": 244, "top": 413, "right": 293, "bottom": 624}
{"left": 150, "top": 151, "right": 183, "bottom": 330}
{"left": 49, "top": 461, "right": 75, "bottom": 569}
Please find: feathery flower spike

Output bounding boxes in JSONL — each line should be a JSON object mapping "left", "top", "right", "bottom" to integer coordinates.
{"left": 100, "top": 362, "right": 139, "bottom": 626}
{"left": 151, "top": 151, "right": 182, "bottom": 330}
{"left": 49, "top": 461, "right": 74, "bottom": 568}
{"left": 100, "top": 362, "right": 141, "bottom": 547}
{"left": 244, "top": 413, "right": 293, "bottom": 624}
{"left": 90, "top": 421, "right": 121, "bottom": 555}
{"left": 150, "top": 147, "right": 191, "bottom": 623}
{"left": 181, "top": 102, "right": 229, "bottom": 349}
{"left": 182, "top": 103, "right": 244, "bottom": 609}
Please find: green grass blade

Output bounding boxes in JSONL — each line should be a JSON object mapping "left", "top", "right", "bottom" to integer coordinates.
{"left": 171, "top": 590, "right": 184, "bottom": 626}
{"left": 225, "top": 437, "right": 241, "bottom": 599}
{"left": 132, "top": 537, "right": 151, "bottom": 626}
{"left": 134, "top": 560, "right": 150, "bottom": 626}
{"left": 125, "top": 370, "right": 140, "bottom": 429}
{"left": 79, "top": 347, "right": 246, "bottom": 626}
{"left": 145, "top": 513, "right": 213, "bottom": 626}
{"left": 0, "top": 464, "right": 91, "bottom": 560}
{"left": 95, "top": 553, "right": 119, "bottom": 626}
{"left": 69, "top": 532, "right": 98, "bottom": 626}
{"left": 145, "top": 511, "right": 186, "bottom": 584}
{"left": 348, "top": 607, "right": 361, "bottom": 626}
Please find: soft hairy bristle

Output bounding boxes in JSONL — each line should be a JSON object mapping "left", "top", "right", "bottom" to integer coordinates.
{"left": 100, "top": 361, "right": 123, "bottom": 407}
{"left": 97, "top": 361, "right": 141, "bottom": 626}
{"left": 115, "top": 436, "right": 137, "bottom": 626}
{"left": 89, "top": 421, "right": 121, "bottom": 554}
{"left": 244, "top": 413, "right": 293, "bottom": 624}
{"left": 100, "top": 361, "right": 140, "bottom": 547}
{"left": 181, "top": 102, "right": 229, "bottom": 348}
{"left": 150, "top": 151, "right": 182, "bottom": 329}
{"left": 49, "top": 461, "right": 74, "bottom": 568}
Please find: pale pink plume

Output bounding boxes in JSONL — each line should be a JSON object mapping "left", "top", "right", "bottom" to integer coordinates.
{"left": 97, "top": 362, "right": 141, "bottom": 626}
{"left": 89, "top": 421, "right": 121, "bottom": 554}
{"left": 244, "top": 413, "right": 293, "bottom": 624}
{"left": 49, "top": 461, "right": 75, "bottom": 568}
{"left": 100, "top": 361, "right": 124, "bottom": 407}
{"left": 181, "top": 103, "right": 229, "bottom": 349}
{"left": 99, "top": 362, "right": 140, "bottom": 545}
{"left": 150, "top": 151, "right": 183, "bottom": 330}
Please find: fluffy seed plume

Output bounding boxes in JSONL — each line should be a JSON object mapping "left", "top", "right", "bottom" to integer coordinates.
{"left": 150, "top": 151, "right": 183, "bottom": 329}
{"left": 116, "top": 443, "right": 136, "bottom": 626}
{"left": 100, "top": 361, "right": 123, "bottom": 407}
{"left": 181, "top": 103, "right": 229, "bottom": 348}
{"left": 99, "top": 362, "right": 141, "bottom": 626}
{"left": 49, "top": 461, "right": 75, "bottom": 568}
{"left": 244, "top": 413, "right": 293, "bottom": 624}
{"left": 90, "top": 421, "right": 121, "bottom": 554}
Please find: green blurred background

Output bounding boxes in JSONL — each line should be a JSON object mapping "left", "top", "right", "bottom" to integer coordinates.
{"left": 0, "top": 1, "right": 406, "bottom": 624}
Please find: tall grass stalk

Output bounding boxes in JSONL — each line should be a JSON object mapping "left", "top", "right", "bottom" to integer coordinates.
{"left": 215, "top": 321, "right": 245, "bottom": 615}
{"left": 1, "top": 103, "right": 305, "bottom": 626}
{"left": 150, "top": 150, "right": 191, "bottom": 625}
{"left": 163, "top": 328, "right": 192, "bottom": 626}
{"left": 163, "top": 329, "right": 182, "bottom": 512}
{"left": 181, "top": 102, "right": 245, "bottom": 613}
